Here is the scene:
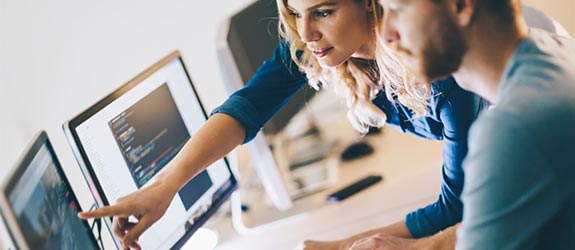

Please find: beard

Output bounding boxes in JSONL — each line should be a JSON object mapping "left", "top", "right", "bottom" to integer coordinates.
{"left": 419, "top": 13, "right": 468, "bottom": 82}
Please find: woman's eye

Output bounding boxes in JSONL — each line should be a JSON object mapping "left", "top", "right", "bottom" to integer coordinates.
{"left": 289, "top": 11, "right": 302, "bottom": 18}
{"left": 314, "top": 10, "right": 333, "bottom": 18}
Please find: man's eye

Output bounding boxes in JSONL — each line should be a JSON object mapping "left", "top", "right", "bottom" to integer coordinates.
{"left": 389, "top": 5, "right": 404, "bottom": 13}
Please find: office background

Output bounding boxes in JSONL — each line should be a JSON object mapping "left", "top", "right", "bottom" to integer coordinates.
{"left": 0, "top": 0, "right": 572, "bottom": 246}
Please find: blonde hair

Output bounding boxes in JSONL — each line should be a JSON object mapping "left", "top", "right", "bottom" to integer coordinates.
{"left": 374, "top": 35, "right": 431, "bottom": 119}
{"left": 276, "top": 0, "right": 431, "bottom": 134}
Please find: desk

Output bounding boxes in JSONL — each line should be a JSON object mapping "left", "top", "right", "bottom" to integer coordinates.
{"left": 212, "top": 117, "right": 444, "bottom": 250}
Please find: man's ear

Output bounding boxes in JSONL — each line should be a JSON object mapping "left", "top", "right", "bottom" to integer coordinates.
{"left": 453, "top": 0, "right": 477, "bottom": 27}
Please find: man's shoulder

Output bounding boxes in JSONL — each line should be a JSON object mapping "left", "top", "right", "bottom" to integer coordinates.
{"left": 469, "top": 86, "right": 575, "bottom": 171}
{"left": 507, "top": 29, "right": 575, "bottom": 79}
{"left": 500, "top": 30, "right": 575, "bottom": 115}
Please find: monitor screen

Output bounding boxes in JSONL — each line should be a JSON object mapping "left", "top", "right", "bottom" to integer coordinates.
{"left": 63, "top": 51, "right": 237, "bottom": 249}
{"left": 0, "top": 131, "right": 100, "bottom": 250}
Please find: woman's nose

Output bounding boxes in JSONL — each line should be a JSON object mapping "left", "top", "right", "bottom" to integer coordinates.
{"left": 299, "top": 18, "right": 321, "bottom": 43}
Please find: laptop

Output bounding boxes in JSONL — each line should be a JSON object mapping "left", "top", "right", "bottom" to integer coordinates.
{"left": 0, "top": 131, "right": 100, "bottom": 250}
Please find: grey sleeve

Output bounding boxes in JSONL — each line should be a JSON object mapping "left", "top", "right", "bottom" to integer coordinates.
{"left": 456, "top": 114, "right": 563, "bottom": 250}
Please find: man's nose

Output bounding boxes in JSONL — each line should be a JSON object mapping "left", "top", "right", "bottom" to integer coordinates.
{"left": 381, "top": 12, "right": 400, "bottom": 45}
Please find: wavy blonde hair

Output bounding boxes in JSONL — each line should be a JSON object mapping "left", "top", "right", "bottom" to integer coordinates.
{"left": 276, "top": 0, "right": 431, "bottom": 134}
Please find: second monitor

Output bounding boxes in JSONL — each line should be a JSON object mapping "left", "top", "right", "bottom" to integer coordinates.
{"left": 63, "top": 51, "right": 237, "bottom": 250}
{"left": 0, "top": 131, "right": 100, "bottom": 250}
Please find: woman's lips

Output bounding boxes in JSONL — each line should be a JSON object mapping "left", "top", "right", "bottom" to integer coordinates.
{"left": 311, "top": 47, "right": 333, "bottom": 58}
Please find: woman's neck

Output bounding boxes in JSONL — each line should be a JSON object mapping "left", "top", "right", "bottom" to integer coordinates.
{"left": 352, "top": 36, "right": 376, "bottom": 60}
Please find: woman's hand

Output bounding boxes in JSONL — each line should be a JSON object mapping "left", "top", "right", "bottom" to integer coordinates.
{"left": 78, "top": 179, "right": 178, "bottom": 250}
{"left": 349, "top": 234, "right": 421, "bottom": 250}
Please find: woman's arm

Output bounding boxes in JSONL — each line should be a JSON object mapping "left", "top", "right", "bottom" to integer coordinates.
{"left": 404, "top": 79, "right": 486, "bottom": 237}
{"left": 371, "top": 77, "right": 485, "bottom": 238}
{"left": 79, "top": 42, "right": 309, "bottom": 250}
{"left": 213, "top": 41, "right": 308, "bottom": 143}
{"left": 79, "top": 113, "right": 245, "bottom": 249}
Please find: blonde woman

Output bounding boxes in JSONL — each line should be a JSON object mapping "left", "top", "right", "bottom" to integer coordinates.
{"left": 79, "top": 0, "right": 556, "bottom": 249}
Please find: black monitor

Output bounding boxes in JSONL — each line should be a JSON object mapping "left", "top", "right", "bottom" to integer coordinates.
{"left": 215, "top": 0, "right": 322, "bottom": 211}
{"left": 63, "top": 51, "right": 237, "bottom": 249}
{"left": 217, "top": 0, "right": 314, "bottom": 135}
{"left": 0, "top": 131, "right": 100, "bottom": 250}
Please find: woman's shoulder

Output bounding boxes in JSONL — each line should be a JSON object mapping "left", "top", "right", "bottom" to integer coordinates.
{"left": 430, "top": 76, "right": 457, "bottom": 96}
{"left": 430, "top": 77, "right": 484, "bottom": 109}
{"left": 429, "top": 77, "right": 488, "bottom": 129}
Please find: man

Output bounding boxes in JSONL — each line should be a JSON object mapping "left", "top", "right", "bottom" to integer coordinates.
{"left": 350, "top": 0, "right": 575, "bottom": 249}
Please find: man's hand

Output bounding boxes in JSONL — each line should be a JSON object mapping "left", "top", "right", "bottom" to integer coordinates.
{"left": 349, "top": 224, "right": 458, "bottom": 250}
{"left": 297, "top": 221, "right": 415, "bottom": 250}
{"left": 299, "top": 239, "right": 350, "bottom": 250}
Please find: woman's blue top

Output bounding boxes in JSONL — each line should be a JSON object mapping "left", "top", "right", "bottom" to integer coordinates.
{"left": 211, "top": 4, "right": 554, "bottom": 238}
{"left": 212, "top": 42, "right": 486, "bottom": 238}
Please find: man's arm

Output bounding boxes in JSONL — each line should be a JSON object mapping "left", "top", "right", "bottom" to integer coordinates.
{"left": 456, "top": 110, "right": 563, "bottom": 250}
{"left": 406, "top": 6, "right": 563, "bottom": 238}
{"left": 302, "top": 221, "right": 413, "bottom": 250}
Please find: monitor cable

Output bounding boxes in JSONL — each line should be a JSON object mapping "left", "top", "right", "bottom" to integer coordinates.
{"left": 89, "top": 203, "right": 106, "bottom": 250}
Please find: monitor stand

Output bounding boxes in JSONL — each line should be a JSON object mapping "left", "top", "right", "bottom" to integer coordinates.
{"left": 229, "top": 90, "right": 351, "bottom": 235}
{"left": 229, "top": 131, "right": 340, "bottom": 235}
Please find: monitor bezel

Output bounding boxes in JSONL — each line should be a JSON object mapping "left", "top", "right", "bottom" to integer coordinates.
{"left": 62, "top": 51, "right": 238, "bottom": 249}
{"left": 0, "top": 131, "right": 101, "bottom": 250}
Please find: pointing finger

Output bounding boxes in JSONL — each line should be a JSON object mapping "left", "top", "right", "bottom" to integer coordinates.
{"left": 78, "top": 205, "right": 131, "bottom": 219}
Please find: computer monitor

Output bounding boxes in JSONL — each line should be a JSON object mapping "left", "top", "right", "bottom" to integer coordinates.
{"left": 216, "top": 0, "right": 315, "bottom": 211}
{"left": 0, "top": 131, "right": 100, "bottom": 250}
{"left": 63, "top": 51, "right": 237, "bottom": 249}
{"left": 218, "top": 0, "right": 313, "bottom": 135}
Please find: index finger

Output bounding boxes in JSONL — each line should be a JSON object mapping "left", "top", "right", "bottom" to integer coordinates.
{"left": 78, "top": 205, "right": 131, "bottom": 219}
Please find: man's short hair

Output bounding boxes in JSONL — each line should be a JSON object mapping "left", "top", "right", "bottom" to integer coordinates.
{"left": 431, "top": 0, "right": 516, "bottom": 21}
{"left": 479, "top": 0, "right": 516, "bottom": 21}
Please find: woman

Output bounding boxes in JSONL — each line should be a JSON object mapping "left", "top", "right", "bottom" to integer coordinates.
{"left": 79, "top": 0, "right": 483, "bottom": 249}
{"left": 234, "top": 2, "right": 481, "bottom": 249}
{"left": 78, "top": 0, "right": 489, "bottom": 249}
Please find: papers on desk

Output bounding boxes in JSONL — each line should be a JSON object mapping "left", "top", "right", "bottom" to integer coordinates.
{"left": 285, "top": 136, "right": 339, "bottom": 200}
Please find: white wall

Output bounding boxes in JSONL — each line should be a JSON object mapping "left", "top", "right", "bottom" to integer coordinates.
{"left": 524, "top": 0, "right": 575, "bottom": 35}
{"left": 1, "top": 0, "right": 572, "bottom": 200}
{"left": 0, "top": 0, "right": 254, "bottom": 247}
{"left": 0, "top": 0, "right": 255, "bottom": 182}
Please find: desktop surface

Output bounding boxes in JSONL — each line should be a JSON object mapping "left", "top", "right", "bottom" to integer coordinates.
{"left": 212, "top": 114, "right": 444, "bottom": 250}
